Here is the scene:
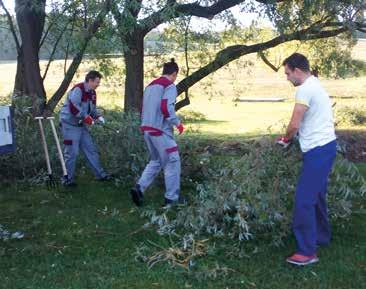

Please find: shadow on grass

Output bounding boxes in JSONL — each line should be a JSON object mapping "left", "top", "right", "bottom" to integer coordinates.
{"left": 185, "top": 119, "right": 228, "bottom": 124}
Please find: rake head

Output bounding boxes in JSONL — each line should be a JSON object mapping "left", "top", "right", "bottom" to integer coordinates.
{"left": 46, "top": 174, "right": 58, "bottom": 189}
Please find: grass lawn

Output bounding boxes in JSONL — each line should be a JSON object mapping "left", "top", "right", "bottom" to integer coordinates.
{"left": 0, "top": 159, "right": 365, "bottom": 289}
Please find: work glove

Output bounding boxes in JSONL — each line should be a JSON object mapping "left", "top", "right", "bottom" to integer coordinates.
{"left": 176, "top": 123, "right": 184, "bottom": 135}
{"left": 275, "top": 136, "right": 291, "bottom": 148}
{"left": 96, "top": 116, "right": 105, "bottom": 124}
{"left": 83, "top": 115, "right": 94, "bottom": 125}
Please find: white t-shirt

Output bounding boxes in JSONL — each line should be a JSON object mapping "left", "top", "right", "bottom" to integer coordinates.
{"left": 295, "top": 75, "right": 336, "bottom": 152}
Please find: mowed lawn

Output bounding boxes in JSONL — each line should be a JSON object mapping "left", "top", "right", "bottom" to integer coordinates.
{"left": 0, "top": 168, "right": 365, "bottom": 289}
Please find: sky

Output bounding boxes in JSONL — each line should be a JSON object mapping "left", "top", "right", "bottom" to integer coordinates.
{"left": 1, "top": 0, "right": 14, "bottom": 13}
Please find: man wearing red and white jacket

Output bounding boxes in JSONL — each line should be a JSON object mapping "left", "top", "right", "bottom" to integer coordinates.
{"left": 130, "top": 59, "right": 185, "bottom": 207}
{"left": 60, "top": 70, "right": 111, "bottom": 186}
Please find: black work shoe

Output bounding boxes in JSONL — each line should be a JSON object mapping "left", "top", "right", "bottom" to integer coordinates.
{"left": 98, "top": 174, "right": 113, "bottom": 181}
{"left": 163, "top": 195, "right": 187, "bottom": 208}
{"left": 61, "top": 176, "right": 77, "bottom": 187}
{"left": 130, "top": 184, "right": 144, "bottom": 207}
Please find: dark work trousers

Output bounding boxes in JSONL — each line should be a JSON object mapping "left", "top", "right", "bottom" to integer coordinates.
{"left": 293, "top": 140, "right": 337, "bottom": 256}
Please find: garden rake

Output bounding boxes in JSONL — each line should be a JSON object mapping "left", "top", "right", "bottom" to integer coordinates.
{"left": 35, "top": 117, "right": 57, "bottom": 189}
{"left": 47, "top": 117, "right": 69, "bottom": 184}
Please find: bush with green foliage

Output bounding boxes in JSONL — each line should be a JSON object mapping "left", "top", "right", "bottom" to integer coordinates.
{"left": 0, "top": 98, "right": 58, "bottom": 182}
{"left": 0, "top": 101, "right": 146, "bottom": 184}
{"left": 92, "top": 109, "right": 146, "bottom": 183}
{"left": 335, "top": 105, "right": 366, "bottom": 126}
{"left": 140, "top": 138, "right": 366, "bottom": 267}
{"left": 178, "top": 110, "right": 207, "bottom": 123}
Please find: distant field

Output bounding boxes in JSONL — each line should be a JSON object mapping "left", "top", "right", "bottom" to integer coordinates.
{"left": 0, "top": 40, "right": 365, "bottom": 135}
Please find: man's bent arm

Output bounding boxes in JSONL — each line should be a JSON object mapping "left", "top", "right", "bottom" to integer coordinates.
{"left": 285, "top": 103, "right": 308, "bottom": 140}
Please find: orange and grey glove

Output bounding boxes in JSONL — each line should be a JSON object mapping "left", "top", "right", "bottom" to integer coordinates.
{"left": 83, "top": 115, "right": 94, "bottom": 125}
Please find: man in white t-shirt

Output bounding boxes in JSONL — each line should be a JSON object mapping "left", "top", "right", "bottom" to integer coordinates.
{"left": 276, "top": 53, "right": 337, "bottom": 266}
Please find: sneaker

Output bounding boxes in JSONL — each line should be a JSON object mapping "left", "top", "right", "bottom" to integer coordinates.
{"left": 286, "top": 253, "right": 319, "bottom": 266}
{"left": 61, "top": 176, "right": 77, "bottom": 187}
{"left": 63, "top": 181, "right": 77, "bottom": 187}
{"left": 163, "top": 196, "right": 187, "bottom": 208}
{"left": 11, "top": 231, "right": 25, "bottom": 239}
{"left": 130, "top": 184, "right": 143, "bottom": 207}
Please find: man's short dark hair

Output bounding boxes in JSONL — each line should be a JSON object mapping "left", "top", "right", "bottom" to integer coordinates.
{"left": 85, "top": 70, "right": 103, "bottom": 82}
{"left": 282, "top": 53, "right": 310, "bottom": 72}
{"left": 162, "top": 58, "right": 179, "bottom": 75}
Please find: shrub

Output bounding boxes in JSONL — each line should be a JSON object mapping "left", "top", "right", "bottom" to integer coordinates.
{"left": 178, "top": 110, "right": 207, "bottom": 123}
{"left": 92, "top": 109, "right": 147, "bottom": 183}
{"left": 0, "top": 99, "right": 58, "bottom": 182}
{"left": 141, "top": 138, "right": 366, "bottom": 264}
{"left": 0, "top": 103, "right": 146, "bottom": 184}
{"left": 335, "top": 105, "right": 366, "bottom": 126}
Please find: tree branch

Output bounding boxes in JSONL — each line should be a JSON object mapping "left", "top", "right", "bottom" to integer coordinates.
{"left": 175, "top": 24, "right": 349, "bottom": 110}
{"left": 111, "top": 1, "right": 123, "bottom": 26}
{"left": 141, "top": 0, "right": 285, "bottom": 35}
{"left": 141, "top": 0, "right": 244, "bottom": 35}
{"left": 0, "top": 0, "right": 21, "bottom": 52}
{"left": 64, "top": 13, "right": 77, "bottom": 75}
{"left": 45, "top": 0, "right": 112, "bottom": 113}
{"left": 42, "top": 19, "right": 72, "bottom": 81}
{"left": 183, "top": 17, "right": 191, "bottom": 104}
{"left": 126, "top": 0, "right": 143, "bottom": 18}
{"left": 258, "top": 51, "right": 280, "bottom": 72}
{"left": 40, "top": 3, "right": 73, "bottom": 48}
{"left": 113, "top": 0, "right": 144, "bottom": 40}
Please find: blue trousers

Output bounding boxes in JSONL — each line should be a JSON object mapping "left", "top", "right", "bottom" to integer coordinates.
{"left": 61, "top": 122, "right": 107, "bottom": 182}
{"left": 293, "top": 140, "right": 336, "bottom": 256}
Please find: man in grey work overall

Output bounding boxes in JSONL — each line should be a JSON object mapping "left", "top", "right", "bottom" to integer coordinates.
{"left": 60, "top": 70, "right": 111, "bottom": 186}
{"left": 130, "top": 59, "right": 185, "bottom": 207}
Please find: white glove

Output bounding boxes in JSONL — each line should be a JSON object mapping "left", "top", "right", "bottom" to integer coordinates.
{"left": 97, "top": 116, "right": 105, "bottom": 124}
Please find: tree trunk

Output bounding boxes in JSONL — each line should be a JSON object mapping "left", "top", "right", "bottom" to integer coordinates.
{"left": 123, "top": 31, "right": 144, "bottom": 112}
{"left": 15, "top": 0, "right": 46, "bottom": 116}
{"left": 13, "top": 51, "right": 25, "bottom": 97}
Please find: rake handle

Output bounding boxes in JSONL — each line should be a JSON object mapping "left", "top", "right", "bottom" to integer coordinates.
{"left": 47, "top": 117, "right": 68, "bottom": 177}
{"left": 35, "top": 117, "right": 52, "bottom": 175}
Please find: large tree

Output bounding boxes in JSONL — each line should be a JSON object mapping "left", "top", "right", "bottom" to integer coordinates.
{"left": 108, "top": 0, "right": 365, "bottom": 112}
{"left": 0, "top": 0, "right": 112, "bottom": 116}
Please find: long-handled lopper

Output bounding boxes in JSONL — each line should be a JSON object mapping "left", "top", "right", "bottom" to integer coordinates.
{"left": 78, "top": 118, "right": 120, "bottom": 134}
{"left": 99, "top": 123, "right": 120, "bottom": 134}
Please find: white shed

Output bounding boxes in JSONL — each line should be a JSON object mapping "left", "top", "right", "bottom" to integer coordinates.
{"left": 0, "top": 105, "right": 15, "bottom": 154}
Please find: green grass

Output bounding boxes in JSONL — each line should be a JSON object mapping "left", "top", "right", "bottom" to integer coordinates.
{"left": 0, "top": 163, "right": 365, "bottom": 289}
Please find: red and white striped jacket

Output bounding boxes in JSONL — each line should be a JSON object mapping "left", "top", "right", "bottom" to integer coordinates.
{"left": 140, "top": 76, "right": 181, "bottom": 137}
